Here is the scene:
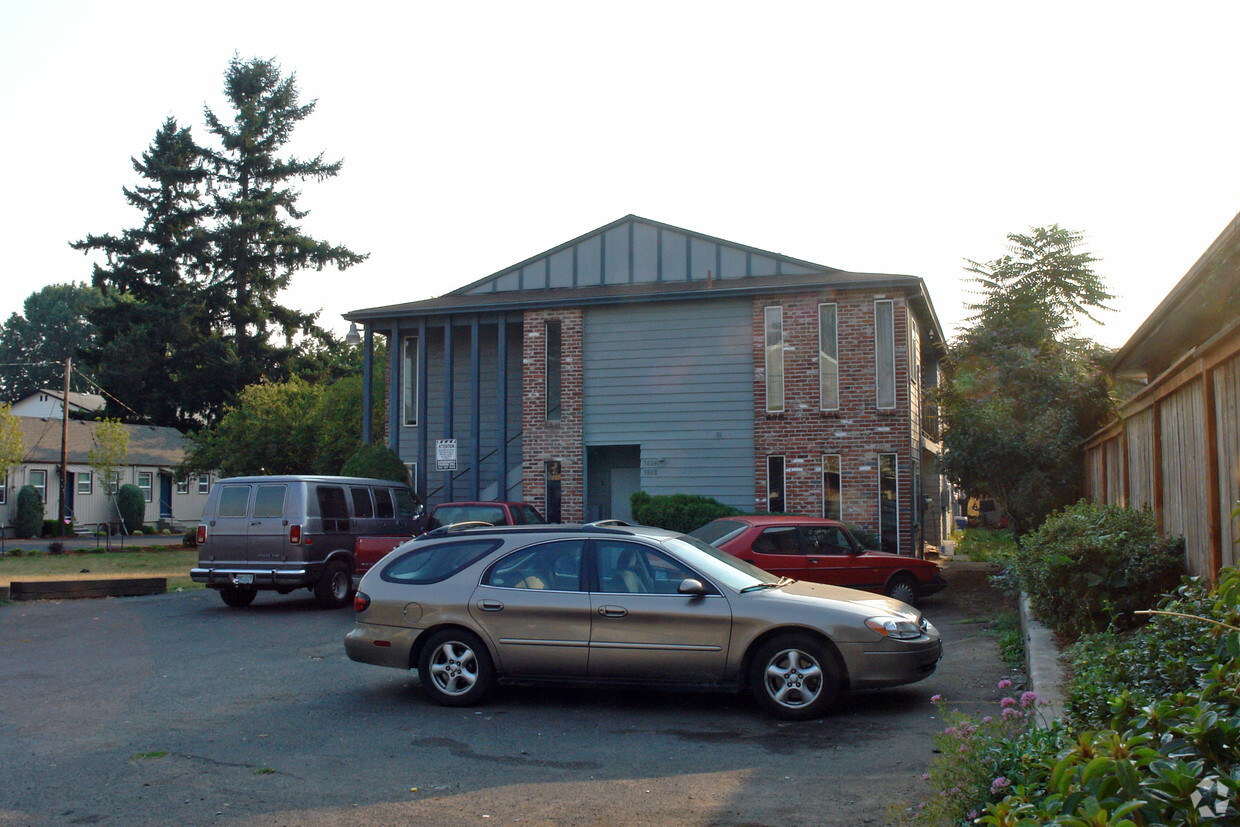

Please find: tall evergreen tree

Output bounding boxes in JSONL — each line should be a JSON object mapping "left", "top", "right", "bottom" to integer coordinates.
{"left": 72, "top": 118, "right": 224, "bottom": 427}
{"left": 202, "top": 55, "right": 366, "bottom": 393}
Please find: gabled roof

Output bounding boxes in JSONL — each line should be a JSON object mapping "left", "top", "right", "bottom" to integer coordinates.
{"left": 18, "top": 388, "right": 106, "bottom": 413}
{"left": 1110, "top": 210, "right": 1240, "bottom": 380}
{"left": 345, "top": 215, "right": 947, "bottom": 347}
{"left": 17, "top": 418, "right": 187, "bottom": 467}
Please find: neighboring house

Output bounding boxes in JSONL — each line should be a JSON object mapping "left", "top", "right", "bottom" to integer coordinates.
{"left": 345, "top": 215, "right": 949, "bottom": 556}
{"left": 0, "top": 418, "right": 214, "bottom": 535}
{"left": 9, "top": 388, "right": 106, "bottom": 419}
{"left": 1084, "top": 209, "right": 1240, "bottom": 581}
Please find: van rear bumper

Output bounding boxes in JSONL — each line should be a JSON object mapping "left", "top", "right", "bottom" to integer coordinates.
{"left": 191, "top": 566, "right": 319, "bottom": 589}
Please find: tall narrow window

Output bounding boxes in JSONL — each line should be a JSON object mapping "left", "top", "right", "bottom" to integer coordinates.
{"left": 30, "top": 469, "right": 47, "bottom": 503}
{"left": 878, "top": 453, "right": 898, "bottom": 553}
{"left": 545, "top": 460, "right": 562, "bottom": 522}
{"left": 0, "top": 472, "right": 6, "bottom": 504}
{"left": 197, "top": 474, "right": 210, "bottom": 495}
{"left": 764, "top": 306, "right": 784, "bottom": 412}
{"left": 875, "top": 300, "right": 896, "bottom": 409}
{"left": 822, "top": 454, "right": 842, "bottom": 520}
{"left": 138, "top": 471, "right": 153, "bottom": 503}
{"left": 546, "top": 320, "right": 562, "bottom": 421}
{"left": 819, "top": 303, "right": 839, "bottom": 410}
{"left": 767, "top": 455, "right": 785, "bottom": 513}
{"left": 909, "top": 313, "right": 921, "bottom": 433}
{"left": 401, "top": 335, "right": 418, "bottom": 426}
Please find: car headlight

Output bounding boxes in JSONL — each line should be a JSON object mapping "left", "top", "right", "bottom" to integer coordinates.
{"left": 865, "top": 615, "right": 923, "bottom": 640}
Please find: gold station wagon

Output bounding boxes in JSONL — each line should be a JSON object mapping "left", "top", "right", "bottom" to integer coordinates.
{"left": 344, "top": 523, "right": 942, "bottom": 719}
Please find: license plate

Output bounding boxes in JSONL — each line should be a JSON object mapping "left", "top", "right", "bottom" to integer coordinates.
{"left": 233, "top": 574, "right": 254, "bottom": 585}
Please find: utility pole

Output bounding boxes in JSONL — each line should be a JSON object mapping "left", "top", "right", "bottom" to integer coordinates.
{"left": 59, "top": 356, "right": 70, "bottom": 536}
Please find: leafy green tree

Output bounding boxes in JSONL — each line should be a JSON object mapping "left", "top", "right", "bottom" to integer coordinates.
{"left": 340, "top": 444, "right": 409, "bottom": 484}
{"left": 88, "top": 418, "right": 129, "bottom": 494}
{"left": 0, "top": 404, "right": 23, "bottom": 485}
{"left": 15, "top": 485, "right": 43, "bottom": 538}
{"left": 201, "top": 54, "right": 366, "bottom": 397}
{"left": 183, "top": 378, "right": 323, "bottom": 477}
{"left": 0, "top": 283, "right": 104, "bottom": 403}
{"left": 940, "top": 226, "right": 1115, "bottom": 540}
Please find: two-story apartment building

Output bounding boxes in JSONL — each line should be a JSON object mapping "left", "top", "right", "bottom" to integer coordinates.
{"left": 346, "top": 216, "right": 948, "bottom": 556}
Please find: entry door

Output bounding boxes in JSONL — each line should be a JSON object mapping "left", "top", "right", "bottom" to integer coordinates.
{"left": 610, "top": 467, "right": 640, "bottom": 523}
{"left": 159, "top": 474, "right": 173, "bottom": 520}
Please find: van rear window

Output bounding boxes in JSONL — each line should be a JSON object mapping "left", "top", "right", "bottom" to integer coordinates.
{"left": 254, "top": 485, "right": 286, "bottom": 518}
{"left": 218, "top": 486, "right": 251, "bottom": 518}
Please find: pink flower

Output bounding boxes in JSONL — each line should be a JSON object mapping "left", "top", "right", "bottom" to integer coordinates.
{"left": 982, "top": 716, "right": 993, "bottom": 724}
{"left": 931, "top": 694, "right": 943, "bottom": 703}
{"left": 1001, "top": 707, "right": 1020, "bottom": 719}
{"left": 1000, "top": 697, "right": 1017, "bottom": 708}
{"left": 921, "top": 773, "right": 931, "bottom": 781}
{"left": 1021, "top": 691, "right": 1039, "bottom": 708}
{"left": 990, "top": 776, "right": 1011, "bottom": 795}
{"left": 997, "top": 679, "right": 1013, "bottom": 690}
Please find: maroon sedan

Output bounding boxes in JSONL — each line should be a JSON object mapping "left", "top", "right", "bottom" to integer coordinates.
{"left": 689, "top": 515, "right": 946, "bottom": 606}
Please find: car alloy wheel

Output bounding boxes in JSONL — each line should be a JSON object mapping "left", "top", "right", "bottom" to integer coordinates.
{"left": 750, "top": 633, "right": 841, "bottom": 719}
{"left": 418, "top": 629, "right": 494, "bottom": 707}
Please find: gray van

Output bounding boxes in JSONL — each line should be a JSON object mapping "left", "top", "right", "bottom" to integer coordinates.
{"left": 191, "top": 475, "right": 425, "bottom": 609}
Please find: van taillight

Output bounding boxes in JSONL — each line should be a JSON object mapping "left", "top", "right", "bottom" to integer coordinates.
{"left": 289, "top": 524, "right": 302, "bottom": 544}
{"left": 196, "top": 525, "right": 207, "bottom": 545}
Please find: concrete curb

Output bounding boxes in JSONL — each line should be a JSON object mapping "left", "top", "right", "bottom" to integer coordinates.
{"left": 1021, "top": 593, "right": 1067, "bottom": 722}
{"left": 7, "top": 577, "right": 167, "bottom": 601}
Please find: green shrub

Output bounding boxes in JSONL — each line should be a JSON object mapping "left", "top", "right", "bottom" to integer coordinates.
{"left": 340, "top": 443, "right": 409, "bottom": 484}
{"left": 629, "top": 491, "right": 737, "bottom": 534}
{"left": 14, "top": 485, "right": 43, "bottom": 538}
{"left": 1006, "top": 501, "right": 1184, "bottom": 641}
{"left": 182, "top": 528, "right": 198, "bottom": 547}
{"left": 116, "top": 484, "right": 146, "bottom": 534}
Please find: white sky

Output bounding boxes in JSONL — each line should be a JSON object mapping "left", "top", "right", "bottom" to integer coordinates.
{"left": 3, "top": 1, "right": 1240, "bottom": 350}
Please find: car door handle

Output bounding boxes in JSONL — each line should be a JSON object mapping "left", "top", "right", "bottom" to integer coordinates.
{"left": 598, "top": 605, "right": 628, "bottom": 618}
{"left": 477, "top": 600, "right": 504, "bottom": 612}
{"left": 808, "top": 558, "right": 820, "bottom": 564}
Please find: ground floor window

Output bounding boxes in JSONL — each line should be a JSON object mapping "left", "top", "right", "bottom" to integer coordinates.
{"left": 0, "top": 472, "right": 7, "bottom": 504}
{"left": 30, "top": 469, "right": 47, "bottom": 503}
{"left": 77, "top": 472, "right": 93, "bottom": 496}
{"left": 545, "top": 461, "right": 562, "bottom": 522}
{"left": 767, "top": 455, "right": 785, "bottom": 513}
{"left": 138, "top": 471, "right": 153, "bottom": 503}
{"left": 878, "top": 453, "right": 898, "bottom": 553}
{"left": 197, "top": 474, "right": 210, "bottom": 495}
{"left": 176, "top": 477, "right": 189, "bottom": 495}
{"left": 822, "top": 455, "right": 841, "bottom": 520}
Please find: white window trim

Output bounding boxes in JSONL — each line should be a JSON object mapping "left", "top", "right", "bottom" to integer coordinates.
{"left": 822, "top": 454, "right": 842, "bottom": 521}
{"left": 878, "top": 452, "right": 899, "bottom": 551}
{"left": 0, "top": 471, "right": 7, "bottom": 505}
{"left": 138, "top": 471, "right": 153, "bottom": 503}
{"left": 176, "top": 477, "right": 189, "bottom": 495}
{"left": 401, "top": 335, "right": 419, "bottom": 427}
{"left": 875, "top": 300, "right": 896, "bottom": 410}
{"left": 30, "top": 469, "right": 48, "bottom": 503}
{"left": 767, "top": 454, "right": 786, "bottom": 513}
{"left": 197, "top": 474, "right": 210, "bottom": 495}
{"left": 77, "top": 472, "right": 93, "bottom": 496}
{"left": 819, "top": 302, "right": 839, "bottom": 411}
{"left": 764, "top": 306, "right": 784, "bottom": 413}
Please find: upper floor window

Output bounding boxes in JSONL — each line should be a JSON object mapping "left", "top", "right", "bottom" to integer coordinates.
{"left": 197, "top": 474, "right": 210, "bottom": 495}
{"left": 819, "top": 303, "right": 839, "bottom": 410}
{"left": 875, "top": 300, "right": 896, "bottom": 409}
{"left": 401, "top": 335, "right": 419, "bottom": 427}
{"left": 764, "top": 306, "right": 784, "bottom": 412}
{"left": 545, "top": 320, "right": 562, "bottom": 421}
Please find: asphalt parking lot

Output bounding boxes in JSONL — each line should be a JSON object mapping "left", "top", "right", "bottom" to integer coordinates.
{"left": 0, "top": 565, "right": 1011, "bottom": 826}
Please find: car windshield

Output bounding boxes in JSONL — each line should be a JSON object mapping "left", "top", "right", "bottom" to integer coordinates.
{"left": 660, "top": 535, "right": 781, "bottom": 591}
{"left": 687, "top": 519, "right": 748, "bottom": 546}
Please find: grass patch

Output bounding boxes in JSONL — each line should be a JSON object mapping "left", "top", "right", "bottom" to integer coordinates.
{"left": 133, "top": 751, "right": 168, "bottom": 760}
{"left": 0, "top": 547, "right": 199, "bottom": 590}
{"left": 990, "top": 608, "right": 1025, "bottom": 672}
{"left": 953, "top": 527, "right": 1015, "bottom": 563}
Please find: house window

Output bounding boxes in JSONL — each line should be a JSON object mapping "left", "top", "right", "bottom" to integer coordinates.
{"left": 875, "top": 300, "right": 896, "bottom": 409}
{"left": 402, "top": 335, "right": 419, "bottom": 427}
{"left": 104, "top": 471, "right": 121, "bottom": 495}
{"left": 767, "top": 455, "right": 785, "bottom": 513}
{"left": 77, "top": 472, "right": 93, "bottom": 496}
{"left": 30, "top": 469, "right": 48, "bottom": 503}
{"left": 764, "top": 306, "right": 784, "bottom": 412}
{"left": 138, "top": 471, "right": 153, "bottom": 503}
{"left": 0, "top": 472, "right": 7, "bottom": 505}
{"left": 197, "top": 474, "right": 210, "bottom": 495}
{"left": 544, "top": 460, "right": 562, "bottom": 522}
{"left": 176, "top": 477, "right": 189, "bottom": 495}
{"left": 822, "top": 455, "right": 842, "bottom": 521}
{"left": 546, "top": 320, "right": 562, "bottom": 421}
{"left": 909, "top": 313, "right": 921, "bottom": 432}
{"left": 819, "top": 303, "right": 839, "bottom": 410}
{"left": 878, "top": 453, "right": 898, "bottom": 553}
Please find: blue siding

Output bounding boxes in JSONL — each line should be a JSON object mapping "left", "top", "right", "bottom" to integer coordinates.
{"left": 583, "top": 300, "right": 754, "bottom": 510}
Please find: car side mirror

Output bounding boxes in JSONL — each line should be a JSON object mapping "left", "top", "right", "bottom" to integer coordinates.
{"left": 678, "top": 578, "right": 707, "bottom": 596}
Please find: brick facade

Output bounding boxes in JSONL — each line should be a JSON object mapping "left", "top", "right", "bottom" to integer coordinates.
{"left": 522, "top": 308, "right": 585, "bottom": 522}
{"left": 752, "top": 290, "right": 919, "bottom": 553}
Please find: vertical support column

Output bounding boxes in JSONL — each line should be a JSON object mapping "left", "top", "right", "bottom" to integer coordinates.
{"left": 1203, "top": 364, "right": 1222, "bottom": 580}
{"left": 1152, "top": 401, "right": 1164, "bottom": 533}
{"left": 417, "top": 318, "right": 428, "bottom": 498}
{"left": 361, "top": 326, "right": 373, "bottom": 445}
{"left": 388, "top": 322, "right": 400, "bottom": 455}
{"left": 497, "top": 315, "right": 509, "bottom": 500}
{"left": 470, "top": 315, "right": 481, "bottom": 501}
{"left": 442, "top": 316, "right": 455, "bottom": 502}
